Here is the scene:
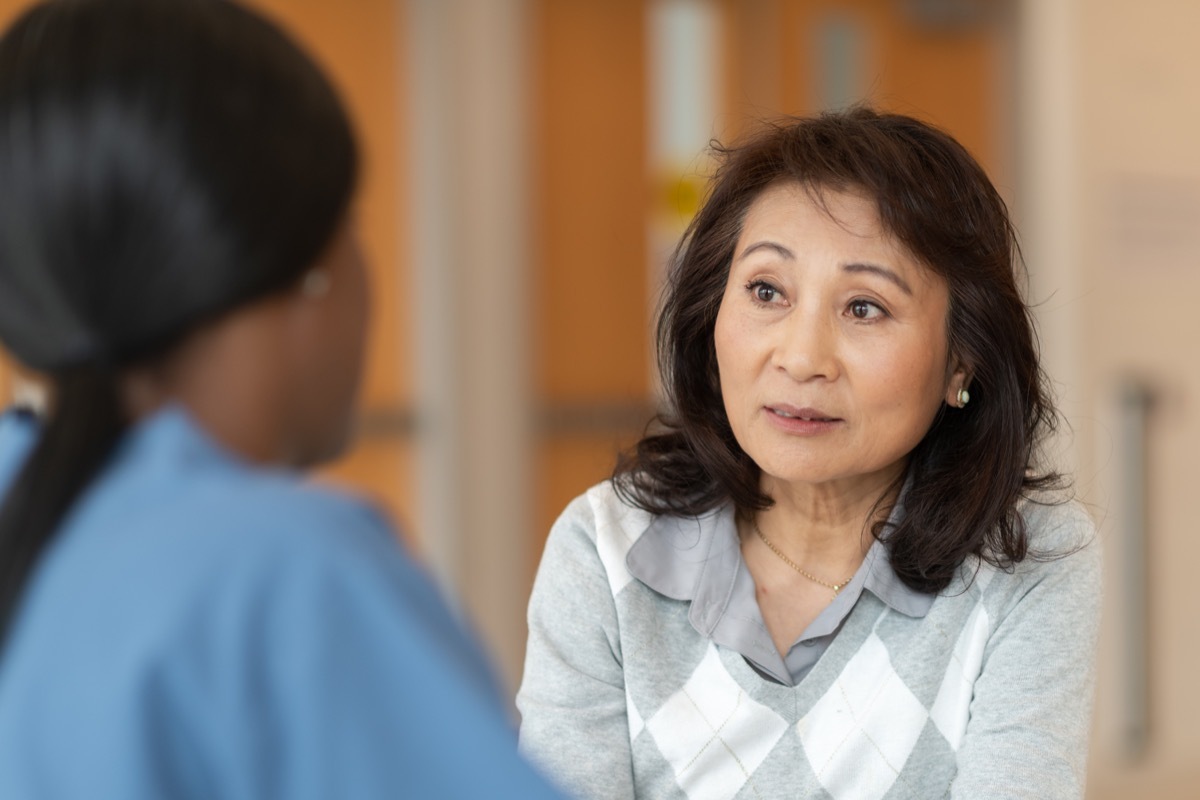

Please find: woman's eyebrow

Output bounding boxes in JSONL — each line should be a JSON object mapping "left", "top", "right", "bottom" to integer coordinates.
{"left": 842, "top": 262, "right": 913, "bottom": 295}
{"left": 737, "top": 241, "right": 794, "bottom": 261}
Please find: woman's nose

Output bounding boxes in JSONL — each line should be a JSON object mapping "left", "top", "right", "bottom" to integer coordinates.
{"left": 771, "top": 308, "right": 839, "bottom": 382}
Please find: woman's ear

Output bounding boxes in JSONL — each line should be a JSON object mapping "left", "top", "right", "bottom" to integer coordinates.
{"left": 945, "top": 359, "right": 973, "bottom": 409}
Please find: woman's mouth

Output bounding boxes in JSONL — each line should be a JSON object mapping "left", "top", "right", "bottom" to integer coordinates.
{"left": 768, "top": 405, "right": 839, "bottom": 421}
{"left": 765, "top": 405, "right": 843, "bottom": 433}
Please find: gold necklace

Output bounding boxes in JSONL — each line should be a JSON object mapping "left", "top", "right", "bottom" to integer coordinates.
{"left": 750, "top": 516, "right": 856, "bottom": 597}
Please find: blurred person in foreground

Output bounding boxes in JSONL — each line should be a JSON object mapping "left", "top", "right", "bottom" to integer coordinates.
{"left": 518, "top": 108, "right": 1101, "bottom": 799}
{"left": 0, "top": 0, "right": 565, "bottom": 797}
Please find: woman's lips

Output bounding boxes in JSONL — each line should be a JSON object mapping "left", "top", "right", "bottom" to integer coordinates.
{"left": 764, "top": 405, "right": 844, "bottom": 434}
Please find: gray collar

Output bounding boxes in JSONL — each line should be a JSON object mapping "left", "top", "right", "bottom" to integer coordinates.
{"left": 625, "top": 501, "right": 934, "bottom": 643}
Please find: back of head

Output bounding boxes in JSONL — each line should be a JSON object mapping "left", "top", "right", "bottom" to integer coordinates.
{"left": 0, "top": 0, "right": 357, "bottom": 367}
{"left": 0, "top": 0, "right": 358, "bottom": 646}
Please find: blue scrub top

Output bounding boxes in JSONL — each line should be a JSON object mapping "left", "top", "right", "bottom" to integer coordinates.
{"left": 0, "top": 406, "right": 567, "bottom": 799}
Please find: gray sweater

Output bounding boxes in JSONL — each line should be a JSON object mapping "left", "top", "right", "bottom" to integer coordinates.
{"left": 517, "top": 482, "right": 1101, "bottom": 800}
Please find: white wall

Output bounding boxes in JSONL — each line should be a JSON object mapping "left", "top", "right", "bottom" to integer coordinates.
{"left": 1020, "top": 1, "right": 1200, "bottom": 795}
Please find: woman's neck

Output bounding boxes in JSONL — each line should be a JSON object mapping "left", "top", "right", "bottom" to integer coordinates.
{"left": 120, "top": 301, "right": 293, "bottom": 466}
{"left": 753, "top": 467, "right": 903, "bottom": 567}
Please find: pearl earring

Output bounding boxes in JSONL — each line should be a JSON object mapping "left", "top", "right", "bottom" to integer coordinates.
{"left": 956, "top": 387, "right": 970, "bottom": 407}
{"left": 301, "top": 269, "right": 330, "bottom": 298}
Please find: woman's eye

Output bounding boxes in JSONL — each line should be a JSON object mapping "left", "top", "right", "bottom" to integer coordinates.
{"left": 748, "top": 280, "right": 779, "bottom": 303}
{"left": 849, "top": 299, "right": 884, "bottom": 319}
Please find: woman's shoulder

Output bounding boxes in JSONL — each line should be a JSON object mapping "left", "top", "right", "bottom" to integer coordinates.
{"left": 200, "top": 480, "right": 452, "bottom": 643}
{"left": 55, "top": 410, "right": 421, "bottom": 639}
{"left": 537, "top": 480, "right": 667, "bottom": 596}
{"left": 2, "top": 415, "right": 452, "bottom": 715}
{"left": 547, "top": 477, "right": 721, "bottom": 559}
{"left": 550, "top": 478, "right": 657, "bottom": 545}
{"left": 1016, "top": 492, "right": 1098, "bottom": 554}
{"left": 541, "top": 479, "right": 737, "bottom": 604}
{"left": 169, "top": 470, "right": 412, "bottom": 609}
{"left": 116, "top": 463, "right": 460, "bottom": 685}
{"left": 960, "top": 493, "right": 1101, "bottom": 605}
{"left": 204, "top": 469, "right": 394, "bottom": 553}
{"left": 119, "top": 406, "right": 400, "bottom": 559}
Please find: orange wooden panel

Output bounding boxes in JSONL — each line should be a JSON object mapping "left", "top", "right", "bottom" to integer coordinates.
{"left": 319, "top": 436, "right": 419, "bottom": 552}
{"left": 776, "top": 0, "right": 1003, "bottom": 174}
{"left": 533, "top": 0, "right": 652, "bottom": 404}
{"left": 720, "top": 0, "right": 787, "bottom": 140}
{"left": 0, "top": 1, "right": 26, "bottom": 29}
{"left": 534, "top": 431, "right": 642, "bottom": 570}
{"left": 869, "top": 12, "right": 1000, "bottom": 176}
{"left": 0, "top": 350, "right": 13, "bottom": 404}
{"left": 247, "top": 0, "right": 410, "bottom": 412}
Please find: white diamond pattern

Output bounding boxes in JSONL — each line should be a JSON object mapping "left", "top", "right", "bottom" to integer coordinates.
{"left": 973, "top": 560, "right": 997, "bottom": 593}
{"left": 645, "top": 645, "right": 788, "bottom": 800}
{"left": 627, "top": 687, "right": 645, "bottom": 741}
{"left": 797, "top": 633, "right": 929, "bottom": 800}
{"left": 589, "top": 486, "right": 649, "bottom": 595}
{"left": 929, "top": 601, "right": 989, "bottom": 750}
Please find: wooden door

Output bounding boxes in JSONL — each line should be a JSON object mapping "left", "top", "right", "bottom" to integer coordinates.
{"left": 722, "top": 0, "right": 1008, "bottom": 177}
{"left": 531, "top": 0, "right": 653, "bottom": 553}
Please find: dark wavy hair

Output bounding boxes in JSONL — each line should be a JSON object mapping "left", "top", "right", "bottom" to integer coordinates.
{"left": 0, "top": 0, "right": 358, "bottom": 644}
{"left": 616, "top": 106, "right": 1061, "bottom": 594}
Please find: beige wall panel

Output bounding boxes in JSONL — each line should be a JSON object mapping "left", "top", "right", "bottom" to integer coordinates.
{"left": 1071, "top": 1, "right": 1200, "bottom": 794}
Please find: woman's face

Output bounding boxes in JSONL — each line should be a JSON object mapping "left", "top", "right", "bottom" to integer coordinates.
{"left": 713, "top": 182, "right": 965, "bottom": 496}
{"left": 284, "top": 218, "right": 370, "bottom": 467}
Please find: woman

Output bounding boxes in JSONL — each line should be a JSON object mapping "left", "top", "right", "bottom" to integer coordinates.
{"left": 0, "top": 1, "right": 563, "bottom": 797}
{"left": 518, "top": 108, "right": 1100, "bottom": 799}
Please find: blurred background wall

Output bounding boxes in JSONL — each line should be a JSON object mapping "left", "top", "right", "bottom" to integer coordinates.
{"left": 0, "top": 0, "right": 1194, "bottom": 795}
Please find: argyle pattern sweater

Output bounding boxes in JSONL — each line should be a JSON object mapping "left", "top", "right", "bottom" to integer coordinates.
{"left": 517, "top": 482, "right": 1101, "bottom": 800}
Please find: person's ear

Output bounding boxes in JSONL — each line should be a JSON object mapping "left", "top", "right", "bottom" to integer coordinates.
{"left": 298, "top": 268, "right": 331, "bottom": 300}
{"left": 945, "top": 360, "right": 973, "bottom": 409}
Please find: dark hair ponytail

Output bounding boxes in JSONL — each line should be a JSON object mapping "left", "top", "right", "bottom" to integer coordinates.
{"left": 0, "top": 367, "right": 125, "bottom": 644}
{"left": 0, "top": 0, "right": 358, "bottom": 647}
